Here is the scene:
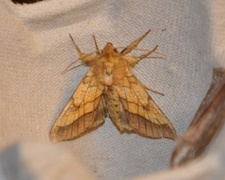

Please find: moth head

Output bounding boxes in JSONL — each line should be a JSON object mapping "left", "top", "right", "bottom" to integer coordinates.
{"left": 102, "top": 42, "right": 118, "bottom": 54}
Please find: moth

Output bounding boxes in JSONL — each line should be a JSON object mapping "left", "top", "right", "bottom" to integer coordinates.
{"left": 50, "top": 30, "right": 177, "bottom": 142}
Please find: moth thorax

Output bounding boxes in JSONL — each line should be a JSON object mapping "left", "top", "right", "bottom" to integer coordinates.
{"left": 103, "top": 62, "right": 114, "bottom": 86}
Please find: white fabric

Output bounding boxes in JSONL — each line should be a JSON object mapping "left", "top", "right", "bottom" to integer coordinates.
{"left": 0, "top": 0, "right": 224, "bottom": 179}
{"left": 0, "top": 142, "right": 96, "bottom": 180}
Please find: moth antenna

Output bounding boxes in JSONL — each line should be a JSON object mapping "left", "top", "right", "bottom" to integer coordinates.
{"left": 117, "top": 47, "right": 166, "bottom": 57}
{"left": 117, "top": 47, "right": 166, "bottom": 60}
{"left": 61, "top": 63, "right": 83, "bottom": 74}
{"left": 135, "top": 45, "right": 158, "bottom": 63}
{"left": 61, "top": 58, "right": 81, "bottom": 74}
{"left": 69, "top": 34, "right": 83, "bottom": 58}
{"left": 121, "top": 29, "right": 151, "bottom": 55}
{"left": 92, "top": 35, "right": 100, "bottom": 55}
{"left": 128, "top": 48, "right": 166, "bottom": 57}
{"left": 145, "top": 56, "right": 166, "bottom": 60}
{"left": 152, "top": 51, "right": 167, "bottom": 58}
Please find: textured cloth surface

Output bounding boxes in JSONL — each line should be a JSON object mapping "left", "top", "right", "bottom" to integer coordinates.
{"left": 0, "top": 0, "right": 223, "bottom": 179}
{"left": 0, "top": 142, "right": 96, "bottom": 180}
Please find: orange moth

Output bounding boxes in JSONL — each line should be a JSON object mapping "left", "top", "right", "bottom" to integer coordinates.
{"left": 50, "top": 30, "right": 176, "bottom": 142}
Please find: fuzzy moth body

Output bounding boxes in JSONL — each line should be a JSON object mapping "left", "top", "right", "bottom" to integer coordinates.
{"left": 50, "top": 30, "right": 177, "bottom": 142}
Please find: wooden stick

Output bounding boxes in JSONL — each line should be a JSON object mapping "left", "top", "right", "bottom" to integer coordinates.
{"left": 170, "top": 68, "right": 225, "bottom": 167}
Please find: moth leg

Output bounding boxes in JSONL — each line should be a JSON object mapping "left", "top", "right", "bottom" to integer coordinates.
{"left": 130, "top": 67, "right": 164, "bottom": 96}
{"left": 92, "top": 35, "right": 100, "bottom": 55}
{"left": 69, "top": 34, "right": 96, "bottom": 64}
{"left": 139, "top": 82, "right": 164, "bottom": 95}
{"left": 120, "top": 29, "right": 151, "bottom": 55}
{"left": 124, "top": 45, "right": 158, "bottom": 66}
